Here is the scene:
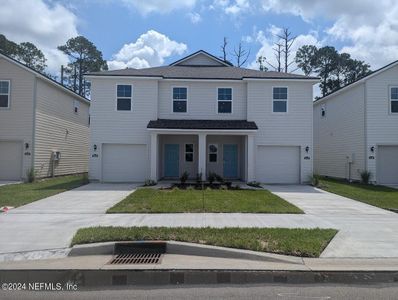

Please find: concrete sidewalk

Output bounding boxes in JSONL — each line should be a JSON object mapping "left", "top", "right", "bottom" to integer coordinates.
{"left": 0, "top": 183, "right": 397, "bottom": 258}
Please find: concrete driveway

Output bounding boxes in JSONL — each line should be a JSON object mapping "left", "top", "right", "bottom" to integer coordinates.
{"left": 0, "top": 183, "right": 397, "bottom": 258}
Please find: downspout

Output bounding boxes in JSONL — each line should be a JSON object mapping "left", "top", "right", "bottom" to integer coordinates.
{"left": 363, "top": 82, "right": 369, "bottom": 180}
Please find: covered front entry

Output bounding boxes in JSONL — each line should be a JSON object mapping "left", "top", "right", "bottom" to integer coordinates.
{"left": 164, "top": 144, "right": 179, "bottom": 178}
{"left": 223, "top": 144, "right": 238, "bottom": 178}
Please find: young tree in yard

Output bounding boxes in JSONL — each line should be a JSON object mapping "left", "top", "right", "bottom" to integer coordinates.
{"left": 295, "top": 45, "right": 371, "bottom": 96}
{"left": 58, "top": 36, "right": 108, "bottom": 97}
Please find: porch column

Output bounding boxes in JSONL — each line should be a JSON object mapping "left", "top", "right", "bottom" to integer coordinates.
{"left": 150, "top": 132, "right": 158, "bottom": 181}
{"left": 198, "top": 133, "right": 207, "bottom": 179}
{"left": 247, "top": 134, "right": 255, "bottom": 182}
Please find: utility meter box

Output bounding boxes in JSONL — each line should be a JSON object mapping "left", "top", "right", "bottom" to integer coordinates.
{"left": 346, "top": 153, "right": 355, "bottom": 163}
{"left": 52, "top": 151, "right": 61, "bottom": 161}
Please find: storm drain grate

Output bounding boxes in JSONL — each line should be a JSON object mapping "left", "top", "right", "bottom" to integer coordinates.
{"left": 108, "top": 253, "right": 163, "bottom": 265}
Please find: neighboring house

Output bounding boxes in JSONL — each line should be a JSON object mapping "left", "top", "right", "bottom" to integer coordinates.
{"left": 0, "top": 53, "right": 90, "bottom": 181}
{"left": 87, "top": 50, "right": 317, "bottom": 184}
{"left": 314, "top": 60, "right": 398, "bottom": 184}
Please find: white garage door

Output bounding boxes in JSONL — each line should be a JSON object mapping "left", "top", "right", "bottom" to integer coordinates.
{"left": 256, "top": 146, "right": 300, "bottom": 184}
{"left": 377, "top": 146, "right": 398, "bottom": 184}
{"left": 0, "top": 141, "right": 22, "bottom": 180}
{"left": 102, "top": 144, "right": 148, "bottom": 182}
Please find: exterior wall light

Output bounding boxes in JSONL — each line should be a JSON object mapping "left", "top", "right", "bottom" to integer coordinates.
{"left": 25, "top": 142, "right": 29, "bottom": 149}
{"left": 370, "top": 146, "right": 375, "bottom": 152}
{"left": 93, "top": 144, "right": 97, "bottom": 151}
{"left": 305, "top": 146, "right": 310, "bottom": 153}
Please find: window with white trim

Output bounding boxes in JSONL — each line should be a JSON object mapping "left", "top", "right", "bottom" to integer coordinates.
{"left": 208, "top": 144, "right": 218, "bottom": 162}
{"left": 0, "top": 80, "right": 10, "bottom": 108}
{"left": 173, "top": 87, "right": 187, "bottom": 113}
{"left": 117, "top": 85, "right": 132, "bottom": 111}
{"left": 218, "top": 88, "right": 232, "bottom": 113}
{"left": 73, "top": 100, "right": 80, "bottom": 114}
{"left": 185, "top": 144, "right": 194, "bottom": 162}
{"left": 273, "top": 87, "right": 288, "bottom": 113}
{"left": 390, "top": 86, "right": 398, "bottom": 113}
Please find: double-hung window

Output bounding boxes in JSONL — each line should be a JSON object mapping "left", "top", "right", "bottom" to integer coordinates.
{"left": 173, "top": 87, "right": 187, "bottom": 113}
{"left": 208, "top": 144, "right": 218, "bottom": 162}
{"left": 390, "top": 87, "right": 398, "bottom": 113}
{"left": 273, "top": 87, "right": 288, "bottom": 113}
{"left": 117, "top": 85, "right": 132, "bottom": 111}
{"left": 0, "top": 80, "right": 10, "bottom": 108}
{"left": 185, "top": 144, "right": 194, "bottom": 162}
{"left": 218, "top": 88, "right": 232, "bottom": 113}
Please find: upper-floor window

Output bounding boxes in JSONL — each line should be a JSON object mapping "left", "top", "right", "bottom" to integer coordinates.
{"left": 173, "top": 87, "right": 187, "bottom": 113}
{"left": 73, "top": 100, "right": 80, "bottom": 114}
{"left": 218, "top": 88, "right": 232, "bottom": 113}
{"left": 117, "top": 84, "right": 132, "bottom": 111}
{"left": 0, "top": 80, "right": 10, "bottom": 108}
{"left": 390, "top": 86, "right": 398, "bottom": 113}
{"left": 273, "top": 87, "right": 288, "bottom": 113}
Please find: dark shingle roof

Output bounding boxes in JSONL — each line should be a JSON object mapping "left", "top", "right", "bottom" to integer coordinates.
{"left": 88, "top": 65, "right": 318, "bottom": 80}
{"left": 147, "top": 119, "right": 258, "bottom": 130}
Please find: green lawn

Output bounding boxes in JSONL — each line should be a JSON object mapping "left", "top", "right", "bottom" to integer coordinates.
{"left": 319, "top": 177, "right": 398, "bottom": 211}
{"left": 71, "top": 226, "right": 337, "bottom": 258}
{"left": 107, "top": 188, "right": 303, "bottom": 214}
{"left": 0, "top": 175, "right": 88, "bottom": 208}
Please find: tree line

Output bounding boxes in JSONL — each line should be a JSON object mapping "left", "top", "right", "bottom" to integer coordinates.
{"left": 0, "top": 34, "right": 107, "bottom": 98}
{"left": 0, "top": 31, "right": 372, "bottom": 99}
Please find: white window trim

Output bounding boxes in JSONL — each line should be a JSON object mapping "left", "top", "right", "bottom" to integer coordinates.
{"left": 172, "top": 86, "right": 188, "bottom": 113}
{"left": 0, "top": 80, "right": 11, "bottom": 109}
{"left": 389, "top": 85, "right": 398, "bottom": 114}
{"left": 115, "top": 84, "right": 133, "bottom": 112}
{"left": 208, "top": 143, "right": 218, "bottom": 163}
{"left": 217, "top": 87, "right": 233, "bottom": 114}
{"left": 184, "top": 143, "right": 194, "bottom": 162}
{"left": 272, "top": 86, "right": 288, "bottom": 114}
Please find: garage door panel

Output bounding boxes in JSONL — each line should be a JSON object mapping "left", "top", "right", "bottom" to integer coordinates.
{"left": 256, "top": 146, "right": 300, "bottom": 184}
{"left": 102, "top": 144, "right": 148, "bottom": 182}
{"left": 377, "top": 146, "right": 398, "bottom": 184}
{"left": 0, "top": 141, "right": 22, "bottom": 180}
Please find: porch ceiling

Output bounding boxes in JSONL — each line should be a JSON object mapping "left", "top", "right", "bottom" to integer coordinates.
{"left": 147, "top": 119, "right": 258, "bottom": 130}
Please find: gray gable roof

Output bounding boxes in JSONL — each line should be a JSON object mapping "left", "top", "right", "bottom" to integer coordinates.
{"left": 88, "top": 65, "right": 318, "bottom": 80}
{"left": 147, "top": 119, "right": 258, "bottom": 130}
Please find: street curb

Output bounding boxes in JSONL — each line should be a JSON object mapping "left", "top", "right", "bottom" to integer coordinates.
{"left": 68, "top": 241, "right": 303, "bottom": 265}
{"left": 1, "top": 269, "right": 398, "bottom": 287}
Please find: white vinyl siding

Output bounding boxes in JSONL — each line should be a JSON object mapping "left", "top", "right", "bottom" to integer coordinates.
{"left": 176, "top": 53, "right": 226, "bottom": 66}
{"left": 158, "top": 81, "right": 246, "bottom": 120}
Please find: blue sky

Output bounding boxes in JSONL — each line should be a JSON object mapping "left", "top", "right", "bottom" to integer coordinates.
{"left": 1, "top": 0, "right": 397, "bottom": 74}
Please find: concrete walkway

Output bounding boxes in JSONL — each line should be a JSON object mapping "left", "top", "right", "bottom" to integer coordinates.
{"left": 0, "top": 183, "right": 397, "bottom": 258}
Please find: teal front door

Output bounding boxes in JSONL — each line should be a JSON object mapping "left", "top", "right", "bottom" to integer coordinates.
{"left": 223, "top": 144, "right": 238, "bottom": 178}
{"left": 164, "top": 144, "right": 179, "bottom": 178}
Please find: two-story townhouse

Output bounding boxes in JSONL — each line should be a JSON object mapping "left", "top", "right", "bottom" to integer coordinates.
{"left": 0, "top": 53, "right": 90, "bottom": 181}
{"left": 314, "top": 60, "right": 398, "bottom": 185}
{"left": 87, "top": 50, "right": 318, "bottom": 184}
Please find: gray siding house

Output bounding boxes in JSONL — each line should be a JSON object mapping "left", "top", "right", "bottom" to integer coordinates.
{"left": 0, "top": 53, "right": 90, "bottom": 181}
{"left": 314, "top": 60, "right": 398, "bottom": 184}
{"left": 87, "top": 50, "right": 318, "bottom": 184}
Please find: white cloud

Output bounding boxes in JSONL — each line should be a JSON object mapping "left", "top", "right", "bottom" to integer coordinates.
{"left": 122, "top": 0, "right": 197, "bottom": 15}
{"left": 247, "top": 26, "right": 322, "bottom": 72}
{"left": 0, "top": 0, "right": 78, "bottom": 74}
{"left": 187, "top": 12, "right": 202, "bottom": 24}
{"left": 212, "top": 0, "right": 251, "bottom": 15}
{"left": 108, "top": 30, "right": 188, "bottom": 70}
{"left": 258, "top": 0, "right": 398, "bottom": 68}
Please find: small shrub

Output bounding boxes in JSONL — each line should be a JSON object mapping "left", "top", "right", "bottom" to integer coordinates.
{"left": 196, "top": 172, "right": 203, "bottom": 184}
{"left": 308, "top": 173, "right": 321, "bottom": 187}
{"left": 208, "top": 172, "right": 217, "bottom": 185}
{"left": 360, "top": 170, "right": 371, "bottom": 184}
{"left": 215, "top": 174, "right": 224, "bottom": 183}
{"left": 180, "top": 171, "right": 189, "bottom": 184}
{"left": 247, "top": 181, "right": 262, "bottom": 188}
{"left": 26, "top": 168, "right": 36, "bottom": 183}
{"left": 144, "top": 179, "right": 157, "bottom": 186}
